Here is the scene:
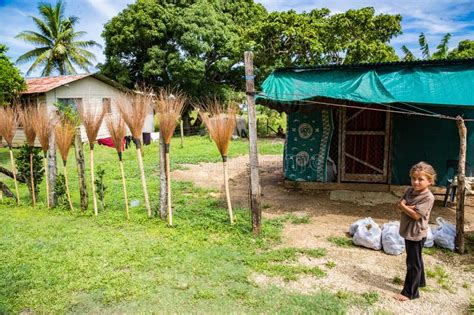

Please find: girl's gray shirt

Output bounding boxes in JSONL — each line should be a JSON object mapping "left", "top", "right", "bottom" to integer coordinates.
{"left": 399, "top": 187, "right": 435, "bottom": 241}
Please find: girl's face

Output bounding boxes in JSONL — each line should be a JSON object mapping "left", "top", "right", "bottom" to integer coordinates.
{"left": 411, "top": 171, "right": 432, "bottom": 192}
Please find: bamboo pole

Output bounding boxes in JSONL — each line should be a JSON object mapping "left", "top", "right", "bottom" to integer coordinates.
{"left": 9, "top": 148, "right": 20, "bottom": 204}
{"left": 48, "top": 130, "right": 57, "bottom": 207}
{"left": 180, "top": 119, "right": 184, "bottom": 148}
{"left": 159, "top": 135, "right": 168, "bottom": 219}
{"left": 74, "top": 133, "right": 88, "bottom": 211}
{"left": 455, "top": 116, "right": 466, "bottom": 254}
{"left": 90, "top": 148, "right": 98, "bottom": 215}
{"left": 43, "top": 153, "right": 50, "bottom": 208}
{"left": 63, "top": 163, "right": 74, "bottom": 211}
{"left": 29, "top": 152, "right": 36, "bottom": 207}
{"left": 165, "top": 145, "right": 172, "bottom": 225}
{"left": 222, "top": 157, "right": 234, "bottom": 224}
{"left": 244, "top": 51, "right": 262, "bottom": 235}
{"left": 119, "top": 158, "right": 130, "bottom": 220}
{"left": 136, "top": 142, "right": 152, "bottom": 218}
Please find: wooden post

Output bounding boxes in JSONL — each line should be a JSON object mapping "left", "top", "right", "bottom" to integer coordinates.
{"left": 455, "top": 116, "right": 466, "bottom": 254}
{"left": 159, "top": 134, "right": 168, "bottom": 219}
{"left": 74, "top": 131, "right": 88, "bottom": 212}
{"left": 244, "top": 51, "right": 261, "bottom": 235}
{"left": 48, "top": 129, "right": 57, "bottom": 207}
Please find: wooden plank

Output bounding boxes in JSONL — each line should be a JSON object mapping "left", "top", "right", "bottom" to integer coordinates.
{"left": 346, "top": 108, "right": 366, "bottom": 124}
{"left": 284, "top": 181, "right": 390, "bottom": 192}
{"left": 455, "top": 117, "right": 467, "bottom": 254}
{"left": 341, "top": 108, "right": 346, "bottom": 181}
{"left": 345, "top": 152, "right": 383, "bottom": 174}
{"left": 337, "top": 108, "right": 342, "bottom": 183}
{"left": 344, "top": 173, "right": 385, "bottom": 182}
{"left": 383, "top": 110, "right": 390, "bottom": 181}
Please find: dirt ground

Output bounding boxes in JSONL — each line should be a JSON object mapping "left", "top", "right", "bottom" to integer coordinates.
{"left": 172, "top": 154, "right": 474, "bottom": 314}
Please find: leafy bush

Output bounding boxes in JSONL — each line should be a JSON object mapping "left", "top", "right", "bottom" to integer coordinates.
{"left": 95, "top": 166, "right": 107, "bottom": 210}
{"left": 15, "top": 144, "right": 43, "bottom": 198}
{"left": 54, "top": 173, "right": 67, "bottom": 207}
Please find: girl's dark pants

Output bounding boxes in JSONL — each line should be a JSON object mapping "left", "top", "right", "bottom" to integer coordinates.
{"left": 401, "top": 237, "right": 426, "bottom": 299}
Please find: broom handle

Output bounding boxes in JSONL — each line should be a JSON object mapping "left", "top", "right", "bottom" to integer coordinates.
{"left": 63, "top": 163, "right": 74, "bottom": 211}
{"left": 119, "top": 160, "right": 130, "bottom": 220}
{"left": 44, "top": 154, "right": 50, "bottom": 208}
{"left": 30, "top": 152, "right": 36, "bottom": 207}
{"left": 136, "top": 147, "right": 151, "bottom": 218}
{"left": 9, "top": 149, "right": 20, "bottom": 204}
{"left": 223, "top": 159, "right": 234, "bottom": 224}
{"left": 166, "top": 151, "right": 172, "bottom": 226}
{"left": 90, "top": 149, "right": 98, "bottom": 215}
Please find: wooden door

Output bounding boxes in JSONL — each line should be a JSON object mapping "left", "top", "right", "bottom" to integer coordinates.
{"left": 340, "top": 106, "right": 390, "bottom": 183}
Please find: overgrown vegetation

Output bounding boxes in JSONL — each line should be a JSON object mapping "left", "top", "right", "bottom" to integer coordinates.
{"left": 94, "top": 166, "right": 107, "bottom": 210}
{"left": 15, "top": 144, "right": 43, "bottom": 199}
{"left": 286, "top": 213, "right": 310, "bottom": 224}
{"left": 426, "top": 265, "right": 455, "bottom": 292}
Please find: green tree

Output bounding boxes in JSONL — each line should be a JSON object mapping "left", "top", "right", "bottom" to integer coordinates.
{"left": 448, "top": 40, "right": 474, "bottom": 59}
{"left": 15, "top": 0, "right": 100, "bottom": 76}
{"left": 0, "top": 44, "right": 26, "bottom": 104}
{"left": 101, "top": 0, "right": 265, "bottom": 99}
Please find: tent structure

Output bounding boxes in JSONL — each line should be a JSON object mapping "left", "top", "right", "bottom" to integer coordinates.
{"left": 258, "top": 59, "right": 474, "bottom": 191}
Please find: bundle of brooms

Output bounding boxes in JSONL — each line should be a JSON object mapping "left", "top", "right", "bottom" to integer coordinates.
{"left": 19, "top": 106, "right": 38, "bottom": 207}
{"left": 78, "top": 103, "right": 106, "bottom": 216}
{"left": 155, "top": 89, "right": 186, "bottom": 225}
{"left": 0, "top": 106, "right": 20, "bottom": 204}
{"left": 118, "top": 91, "right": 152, "bottom": 217}
{"left": 55, "top": 117, "right": 76, "bottom": 211}
{"left": 198, "top": 100, "right": 237, "bottom": 224}
{"left": 105, "top": 113, "right": 129, "bottom": 219}
{"left": 31, "top": 105, "right": 52, "bottom": 207}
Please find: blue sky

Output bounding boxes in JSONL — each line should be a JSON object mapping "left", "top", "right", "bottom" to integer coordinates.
{"left": 1, "top": 0, "right": 473, "bottom": 76}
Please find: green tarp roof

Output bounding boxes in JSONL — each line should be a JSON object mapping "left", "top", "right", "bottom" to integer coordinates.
{"left": 260, "top": 59, "right": 474, "bottom": 107}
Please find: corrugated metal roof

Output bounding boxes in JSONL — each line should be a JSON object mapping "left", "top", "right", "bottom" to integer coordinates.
{"left": 23, "top": 73, "right": 131, "bottom": 94}
{"left": 24, "top": 74, "right": 90, "bottom": 94}
{"left": 275, "top": 58, "right": 474, "bottom": 72}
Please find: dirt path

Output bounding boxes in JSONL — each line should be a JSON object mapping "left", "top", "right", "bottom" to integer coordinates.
{"left": 172, "top": 155, "right": 474, "bottom": 314}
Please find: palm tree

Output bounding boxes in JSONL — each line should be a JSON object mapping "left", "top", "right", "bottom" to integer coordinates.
{"left": 401, "top": 33, "right": 451, "bottom": 61}
{"left": 15, "top": 0, "right": 100, "bottom": 76}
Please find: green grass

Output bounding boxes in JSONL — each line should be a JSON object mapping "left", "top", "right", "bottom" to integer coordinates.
{"left": 286, "top": 213, "right": 311, "bottom": 224}
{"left": 325, "top": 261, "right": 336, "bottom": 269}
{"left": 327, "top": 236, "right": 354, "bottom": 248}
{"left": 392, "top": 276, "right": 402, "bottom": 285}
{"left": 0, "top": 136, "right": 349, "bottom": 313}
{"left": 426, "top": 265, "right": 455, "bottom": 292}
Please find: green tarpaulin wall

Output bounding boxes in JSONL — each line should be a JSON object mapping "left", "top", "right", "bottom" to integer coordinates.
{"left": 391, "top": 107, "right": 474, "bottom": 186}
{"left": 258, "top": 60, "right": 474, "bottom": 186}
{"left": 260, "top": 61, "right": 474, "bottom": 106}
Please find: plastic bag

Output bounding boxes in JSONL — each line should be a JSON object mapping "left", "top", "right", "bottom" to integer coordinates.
{"left": 349, "top": 217, "right": 373, "bottom": 236}
{"left": 433, "top": 217, "right": 456, "bottom": 251}
{"left": 424, "top": 226, "right": 434, "bottom": 248}
{"left": 381, "top": 221, "right": 405, "bottom": 255}
{"left": 352, "top": 218, "right": 382, "bottom": 250}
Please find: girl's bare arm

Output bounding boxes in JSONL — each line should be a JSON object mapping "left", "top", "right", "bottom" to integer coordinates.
{"left": 398, "top": 199, "right": 422, "bottom": 220}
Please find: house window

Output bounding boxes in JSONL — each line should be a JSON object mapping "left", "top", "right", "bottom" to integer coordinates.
{"left": 103, "top": 98, "right": 111, "bottom": 113}
{"left": 57, "top": 98, "right": 82, "bottom": 111}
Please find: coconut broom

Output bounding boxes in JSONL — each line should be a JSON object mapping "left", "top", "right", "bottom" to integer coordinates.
{"left": 117, "top": 92, "right": 152, "bottom": 218}
{"left": 105, "top": 113, "right": 129, "bottom": 219}
{"left": 19, "top": 106, "right": 39, "bottom": 206}
{"left": 0, "top": 106, "right": 20, "bottom": 204}
{"left": 155, "top": 89, "right": 186, "bottom": 226}
{"left": 55, "top": 118, "right": 76, "bottom": 211}
{"left": 31, "top": 105, "right": 52, "bottom": 208}
{"left": 78, "top": 104, "right": 106, "bottom": 216}
{"left": 199, "top": 101, "right": 237, "bottom": 224}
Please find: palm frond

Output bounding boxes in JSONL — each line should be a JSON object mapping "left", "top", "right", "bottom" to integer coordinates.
{"left": 15, "top": 30, "right": 52, "bottom": 46}
{"left": 401, "top": 45, "right": 416, "bottom": 61}
{"left": 419, "top": 33, "right": 430, "bottom": 59}
{"left": 31, "top": 16, "right": 53, "bottom": 39}
{"left": 16, "top": 47, "right": 49, "bottom": 64}
{"left": 433, "top": 33, "right": 452, "bottom": 59}
{"left": 24, "top": 50, "right": 51, "bottom": 76}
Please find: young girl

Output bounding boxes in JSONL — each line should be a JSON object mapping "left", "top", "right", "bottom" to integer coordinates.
{"left": 394, "top": 161, "right": 436, "bottom": 301}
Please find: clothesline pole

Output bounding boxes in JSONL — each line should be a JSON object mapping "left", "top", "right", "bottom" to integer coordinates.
{"left": 455, "top": 116, "right": 466, "bottom": 254}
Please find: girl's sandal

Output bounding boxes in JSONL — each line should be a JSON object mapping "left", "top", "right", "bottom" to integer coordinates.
{"left": 393, "top": 294, "right": 409, "bottom": 301}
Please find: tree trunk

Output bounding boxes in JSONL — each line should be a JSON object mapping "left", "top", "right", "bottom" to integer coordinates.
{"left": 0, "top": 181, "right": 14, "bottom": 198}
{"left": 244, "top": 51, "right": 262, "bottom": 235}
{"left": 455, "top": 116, "right": 466, "bottom": 254}
{"left": 159, "top": 135, "right": 168, "bottom": 219}
{"left": 74, "top": 132, "right": 88, "bottom": 212}
{"left": 48, "top": 130, "right": 57, "bottom": 207}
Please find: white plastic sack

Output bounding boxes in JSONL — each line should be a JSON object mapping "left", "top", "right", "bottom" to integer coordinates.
{"left": 349, "top": 217, "right": 373, "bottom": 236}
{"left": 352, "top": 218, "right": 382, "bottom": 250}
{"left": 433, "top": 217, "right": 456, "bottom": 251}
{"left": 424, "top": 226, "right": 434, "bottom": 248}
{"left": 382, "top": 221, "right": 405, "bottom": 255}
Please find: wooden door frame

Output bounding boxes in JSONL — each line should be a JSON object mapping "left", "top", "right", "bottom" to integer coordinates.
{"left": 339, "top": 106, "right": 391, "bottom": 183}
